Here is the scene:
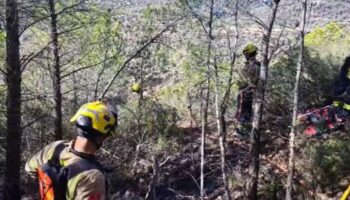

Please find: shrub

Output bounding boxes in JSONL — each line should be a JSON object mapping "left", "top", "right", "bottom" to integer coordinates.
{"left": 266, "top": 49, "right": 338, "bottom": 129}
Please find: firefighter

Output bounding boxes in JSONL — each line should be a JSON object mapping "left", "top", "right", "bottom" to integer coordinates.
{"left": 332, "top": 56, "right": 350, "bottom": 118}
{"left": 25, "top": 101, "right": 118, "bottom": 200}
{"left": 234, "top": 44, "right": 260, "bottom": 134}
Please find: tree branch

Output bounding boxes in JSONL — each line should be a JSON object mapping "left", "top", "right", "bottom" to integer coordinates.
{"left": 21, "top": 114, "right": 48, "bottom": 130}
{"left": 0, "top": 67, "right": 6, "bottom": 75}
{"left": 239, "top": 8, "right": 267, "bottom": 30}
{"left": 19, "top": 0, "right": 86, "bottom": 36}
{"left": 60, "top": 54, "right": 118, "bottom": 79}
{"left": 182, "top": 0, "right": 209, "bottom": 35}
{"left": 99, "top": 16, "right": 186, "bottom": 99}
{"left": 20, "top": 45, "right": 49, "bottom": 73}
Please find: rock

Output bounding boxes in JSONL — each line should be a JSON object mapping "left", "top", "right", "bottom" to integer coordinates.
{"left": 232, "top": 190, "right": 245, "bottom": 199}
{"left": 321, "top": 133, "right": 329, "bottom": 140}
{"left": 111, "top": 190, "right": 143, "bottom": 200}
{"left": 339, "top": 179, "right": 349, "bottom": 187}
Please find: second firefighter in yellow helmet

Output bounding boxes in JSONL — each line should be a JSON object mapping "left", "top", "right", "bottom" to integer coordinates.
{"left": 131, "top": 83, "right": 142, "bottom": 94}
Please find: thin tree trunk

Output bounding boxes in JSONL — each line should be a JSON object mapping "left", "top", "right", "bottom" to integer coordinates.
{"left": 131, "top": 58, "right": 145, "bottom": 176}
{"left": 49, "top": 0, "right": 62, "bottom": 140}
{"left": 72, "top": 72, "right": 79, "bottom": 110}
{"left": 216, "top": 61, "right": 232, "bottom": 200}
{"left": 94, "top": 47, "right": 109, "bottom": 100}
{"left": 221, "top": 0, "right": 239, "bottom": 134}
{"left": 286, "top": 1, "right": 307, "bottom": 199}
{"left": 145, "top": 156, "right": 159, "bottom": 200}
{"left": 4, "top": 0, "right": 22, "bottom": 199}
{"left": 200, "top": 0, "right": 216, "bottom": 198}
{"left": 200, "top": 85, "right": 207, "bottom": 199}
{"left": 246, "top": 1, "right": 280, "bottom": 199}
{"left": 202, "top": 0, "right": 231, "bottom": 198}
{"left": 217, "top": 3, "right": 239, "bottom": 198}
{"left": 94, "top": 12, "right": 111, "bottom": 100}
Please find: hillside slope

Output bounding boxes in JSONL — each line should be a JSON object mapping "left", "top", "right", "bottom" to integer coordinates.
{"left": 100, "top": 0, "right": 350, "bottom": 29}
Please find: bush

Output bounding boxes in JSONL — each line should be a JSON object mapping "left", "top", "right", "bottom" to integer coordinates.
{"left": 299, "top": 137, "right": 350, "bottom": 194}
{"left": 266, "top": 49, "right": 338, "bottom": 130}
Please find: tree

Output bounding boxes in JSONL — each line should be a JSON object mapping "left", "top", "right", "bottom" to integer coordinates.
{"left": 3, "top": 0, "right": 22, "bottom": 199}
{"left": 211, "top": 0, "right": 232, "bottom": 198}
{"left": 48, "top": 0, "right": 63, "bottom": 140}
{"left": 99, "top": 18, "right": 183, "bottom": 99}
{"left": 286, "top": 0, "right": 307, "bottom": 199}
{"left": 17, "top": 0, "right": 88, "bottom": 142}
{"left": 220, "top": 0, "right": 239, "bottom": 144}
{"left": 246, "top": 0, "right": 280, "bottom": 199}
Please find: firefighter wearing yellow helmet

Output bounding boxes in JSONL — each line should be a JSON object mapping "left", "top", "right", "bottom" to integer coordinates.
{"left": 70, "top": 101, "right": 118, "bottom": 136}
{"left": 25, "top": 101, "right": 118, "bottom": 200}
{"left": 243, "top": 43, "right": 258, "bottom": 58}
{"left": 234, "top": 43, "right": 261, "bottom": 135}
{"left": 131, "top": 83, "right": 142, "bottom": 94}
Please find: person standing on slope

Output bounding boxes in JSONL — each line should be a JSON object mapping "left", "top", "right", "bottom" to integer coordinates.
{"left": 234, "top": 44, "right": 261, "bottom": 134}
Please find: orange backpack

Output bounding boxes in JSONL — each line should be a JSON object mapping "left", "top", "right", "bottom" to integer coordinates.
{"left": 37, "top": 143, "right": 67, "bottom": 200}
{"left": 36, "top": 142, "right": 104, "bottom": 200}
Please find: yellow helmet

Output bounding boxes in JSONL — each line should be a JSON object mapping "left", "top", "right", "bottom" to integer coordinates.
{"left": 70, "top": 101, "right": 118, "bottom": 136}
{"left": 131, "top": 83, "right": 141, "bottom": 93}
{"left": 243, "top": 44, "right": 258, "bottom": 56}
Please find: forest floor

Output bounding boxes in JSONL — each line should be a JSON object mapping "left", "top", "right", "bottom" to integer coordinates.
{"left": 131, "top": 120, "right": 347, "bottom": 200}
{"left": 11, "top": 121, "right": 348, "bottom": 200}
{"left": 115, "top": 120, "right": 293, "bottom": 200}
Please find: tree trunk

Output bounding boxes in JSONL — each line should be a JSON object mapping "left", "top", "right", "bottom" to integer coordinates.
{"left": 200, "top": 87, "right": 205, "bottom": 199}
{"left": 215, "top": 59, "right": 231, "bottom": 200}
{"left": 145, "top": 156, "right": 159, "bottom": 200}
{"left": 286, "top": 1, "right": 307, "bottom": 199}
{"left": 200, "top": 0, "right": 216, "bottom": 198}
{"left": 4, "top": 0, "right": 22, "bottom": 199}
{"left": 94, "top": 12, "right": 111, "bottom": 100}
{"left": 199, "top": 78, "right": 210, "bottom": 199}
{"left": 49, "top": 0, "right": 62, "bottom": 140}
{"left": 131, "top": 58, "right": 145, "bottom": 176}
{"left": 246, "top": 1, "right": 280, "bottom": 199}
{"left": 217, "top": 3, "right": 239, "bottom": 199}
{"left": 216, "top": 79, "right": 232, "bottom": 200}
{"left": 221, "top": 0, "right": 239, "bottom": 135}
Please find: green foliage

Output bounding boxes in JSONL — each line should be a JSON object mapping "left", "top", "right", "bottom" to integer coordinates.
{"left": 305, "top": 22, "right": 345, "bottom": 47}
{"left": 156, "top": 135, "right": 179, "bottom": 153}
{"left": 154, "top": 47, "right": 169, "bottom": 72}
{"left": 267, "top": 49, "right": 337, "bottom": 126}
{"left": 259, "top": 178, "right": 283, "bottom": 200}
{"left": 0, "top": 31, "right": 5, "bottom": 44}
{"left": 305, "top": 22, "right": 350, "bottom": 62}
{"left": 0, "top": 30, "right": 5, "bottom": 73}
{"left": 142, "top": 6, "right": 168, "bottom": 21}
{"left": 304, "top": 138, "right": 350, "bottom": 192}
{"left": 119, "top": 98, "right": 180, "bottom": 148}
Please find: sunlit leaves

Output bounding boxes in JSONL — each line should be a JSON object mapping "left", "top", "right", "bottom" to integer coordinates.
{"left": 305, "top": 22, "right": 346, "bottom": 47}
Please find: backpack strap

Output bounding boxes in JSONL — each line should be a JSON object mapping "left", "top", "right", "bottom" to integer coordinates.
{"left": 37, "top": 142, "right": 67, "bottom": 200}
{"left": 48, "top": 142, "right": 66, "bottom": 166}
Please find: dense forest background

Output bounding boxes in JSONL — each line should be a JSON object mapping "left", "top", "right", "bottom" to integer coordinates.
{"left": 1, "top": 0, "right": 350, "bottom": 199}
